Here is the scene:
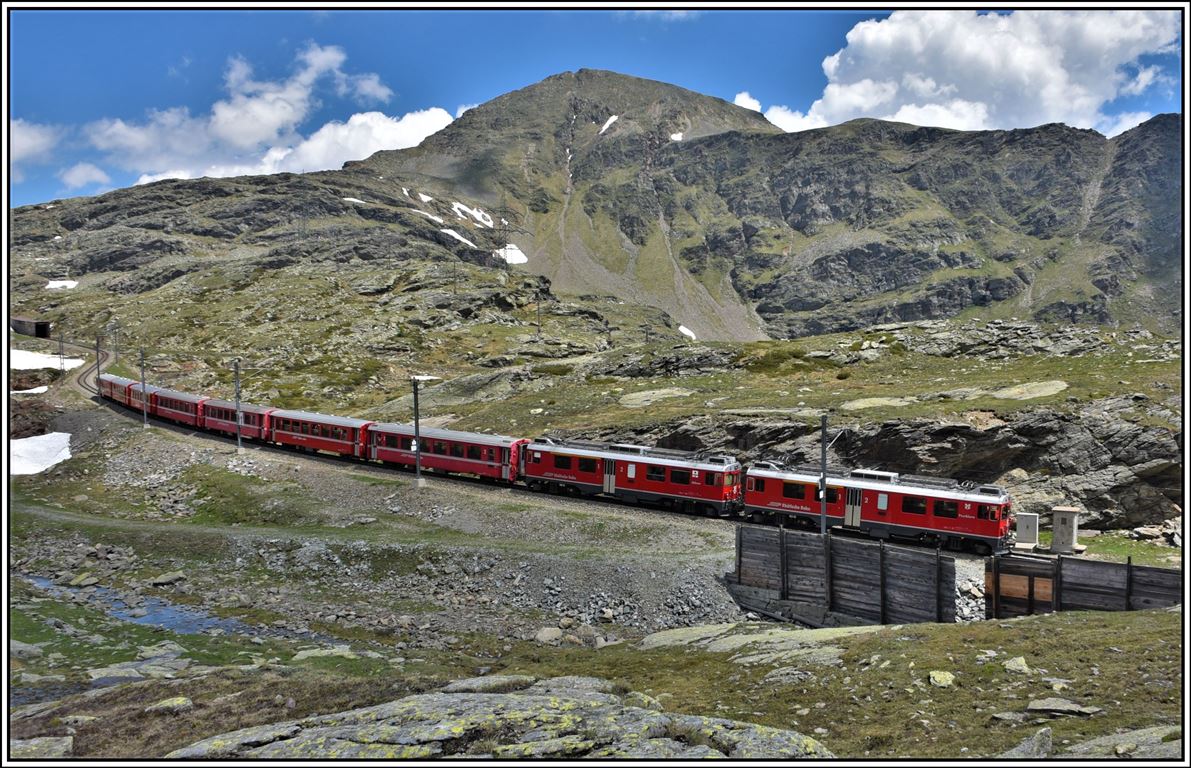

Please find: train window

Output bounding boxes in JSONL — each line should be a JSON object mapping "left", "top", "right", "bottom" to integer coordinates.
{"left": 729, "top": 472, "right": 739, "bottom": 486}
{"left": 434, "top": 441, "right": 448, "bottom": 455}
{"left": 451, "top": 443, "right": 465, "bottom": 458}
{"left": 467, "top": 446, "right": 482, "bottom": 460}
{"left": 783, "top": 482, "right": 805, "bottom": 499}
{"left": 554, "top": 455, "right": 572, "bottom": 469}
{"left": 705, "top": 472, "right": 719, "bottom": 486}
{"left": 670, "top": 469, "right": 691, "bottom": 485}
{"left": 533, "top": 452, "right": 542, "bottom": 464}
{"left": 877, "top": 493, "right": 889, "bottom": 511}
{"left": 902, "top": 496, "right": 927, "bottom": 514}
{"left": 578, "top": 457, "right": 598, "bottom": 473}
{"left": 977, "top": 505, "right": 999, "bottom": 520}
{"left": 934, "top": 500, "right": 959, "bottom": 518}
{"left": 646, "top": 465, "right": 666, "bottom": 482}
{"left": 752, "top": 477, "right": 765, "bottom": 493}
{"left": 815, "top": 487, "right": 839, "bottom": 504}
{"left": 627, "top": 464, "right": 636, "bottom": 480}
{"left": 400, "top": 436, "right": 413, "bottom": 450}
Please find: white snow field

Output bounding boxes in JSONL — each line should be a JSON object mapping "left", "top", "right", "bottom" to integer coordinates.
{"left": 11, "top": 350, "right": 85, "bottom": 370}
{"left": 494, "top": 244, "right": 528, "bottom": 264}
{"left": 679, "top": 325, "right": 697, "bottom": 340}
{"left": 11, "top": 432, "right": 72, "bottom": 475}
{"left": 440, "top": 229, "right": 478, "bottom": 248}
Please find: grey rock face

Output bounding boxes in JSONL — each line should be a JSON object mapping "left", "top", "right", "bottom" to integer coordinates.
{"left": 166, "top": 675, "right": 833, "bottom": 759}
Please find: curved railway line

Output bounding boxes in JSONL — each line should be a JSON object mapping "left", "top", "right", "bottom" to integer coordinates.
{"left": 49, "top": 339, "right": 1007, "bottom": 555}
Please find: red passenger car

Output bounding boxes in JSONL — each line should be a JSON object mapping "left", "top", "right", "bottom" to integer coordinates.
{"left": 368, "top": 423, "right": 529, "bottom": 482}
{"left": 128, "top": 382, "right": 162, "bottom": 416}
{"left": 98, "top": 373, "right": 136, "bottom": 406}
{"left": 267, "top": 409, "right": 373, "bottom": 458}
{"left": 152, "top": 387, "right": 208, "bottom": 428}
{"left": 744, "top": 462, "right": 1013, "bottom": 553}
{"left": 200, "top": 398, "right": 275, "bottom": 441}
{"left": 524, "top": 439, "right": 743, "bottom": 515}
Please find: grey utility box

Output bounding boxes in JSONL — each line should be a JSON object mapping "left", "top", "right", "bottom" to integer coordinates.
{"left": 1050, "top": 506, "right": 1081, "bottom": 555}
{"left": 1014, "top": 512, "right": 1039, "bottom": 552}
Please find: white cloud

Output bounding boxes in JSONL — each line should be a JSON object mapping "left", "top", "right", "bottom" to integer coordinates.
{"left": 455, "top": 103, "right": 478, "bottom": 118}
{"left": 59, "top": 162, "right": 111, "bottom": 189}
{"left": 1098, "top": 110, "right": 1154, "bottom": 137}
{"left": 11, "top": 118, "right": 62, "bottom": 182}
{"left": 762, "top": 10, "right": 1180, "bottom": 134}
{"left": 85, "top": 43, "right": 452, "bottom": 185}
{"left": 733, "top": 92, "right": 762, "bottom": 112}
{"left": 626, "top": 11, "right": 700, "bottom": 22}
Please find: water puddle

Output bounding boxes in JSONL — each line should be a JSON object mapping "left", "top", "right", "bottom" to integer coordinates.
{"left": 26, "top": 575, "right": 255, "bottom": 636}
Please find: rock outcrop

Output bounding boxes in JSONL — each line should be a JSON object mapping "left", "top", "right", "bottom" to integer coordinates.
{"left": 166, "top": 675, "right": 833, "bottom": 759}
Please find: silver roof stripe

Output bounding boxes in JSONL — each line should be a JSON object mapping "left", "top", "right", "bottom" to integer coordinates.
{"left": 748, "top": 467, "right": 1009, "bottom": 504}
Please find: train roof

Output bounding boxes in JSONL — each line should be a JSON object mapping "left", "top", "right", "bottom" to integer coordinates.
{"left": 202, "top": 398, "right": 274, "bottom": 415}
{"left": 527, "top": 438, "right": 740, "bottom": 470}
{"left": 749, "top": 461, "right": 1010, "bottom": 502}
{"left": 154, "top": 387, "right": 208, "bottom": 404}
{"left": 269, "top": 409, "right": 373, "bottom": 429}
{"left": 371, "top": 422, "right": 523, "bottom": 448}
{"left": 129, "top": 382, "right": 163, "bottom": 395}
{"left": 99, "top": 373, "right": 137, "bottom": 386}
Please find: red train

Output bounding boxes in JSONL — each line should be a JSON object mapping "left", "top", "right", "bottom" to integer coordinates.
{"left": 745, "top": 462, "right": 1012, "bottom": 554}
{"left": 97, "top": 374, "right": 1013, "bottom": 552}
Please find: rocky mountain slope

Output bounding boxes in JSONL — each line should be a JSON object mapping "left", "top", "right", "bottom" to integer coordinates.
{"left": 10, "top": 69, "right": 1181, "bottom": 344}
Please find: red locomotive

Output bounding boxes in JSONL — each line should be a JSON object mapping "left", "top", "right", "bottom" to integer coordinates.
{"left": 745, "top": 461, "right": 1013, "bottom": 554}
{"left": 96, "top": 373, "right": 1012, "bottom": 551}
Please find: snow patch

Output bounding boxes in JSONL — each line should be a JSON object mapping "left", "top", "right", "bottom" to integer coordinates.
{"left": 418, "top": 192, "right": 434, "bottom": 203}
{"left": 670, "top": 132, "right": 684, "bottom": 141}
{"left": 11, "top": 432, "right": 72, "bottom": 475}
{"left": 494, "top": 244, "right": 528, "bottom": 265}
{"left": 440, "top": 228, "right": 478, "bottom": 248}
{"left": 11, "top": 350, "right": 85, "bottom": 370}
{"left": 53, "top": 235, "right": 62, "bottom": 241}
{"left": 501, "top": 218, "right": 509, "bottom": 226}
{"left": 45, "top": 280, "right": 78, "bottom": 290}
{"left": 679, "top": 325, "right": 697, "bottom": 340}
{"left": 599, "top": 115, "right": 619, "bottom": 135}
{"left": 44, "top": 204, "right": 56, "bottom": 209}
{"left": 12, "top": 386, "right": 49, "bottom": 395}
{"left": 402, "top": 187, "right": 410, "bottom": 197}
{"left": 407, "top": 209, "right": 444, "bottom": 224}
{"left": 341, "top": 197, "right": 367, "bottom": 204}
{"left": 452, "top": 202, "right": 494, "bottom": 228}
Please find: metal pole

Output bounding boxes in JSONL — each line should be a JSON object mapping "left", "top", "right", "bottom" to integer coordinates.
{"left": 413, "top": 379, "right": 422, "bottom": 486}
{"left": 140, "top": 347, "right": 148, "bottom": 429}
{"left": 234, "top": 357, "right": 243, "bottom": 453}
{"left": 536, "top": 295, "right": 542, "bottom": 338}
{"left": 58, "top": 330, "right": 65, "bottom": 372}
{"left": 113, "top": 326, "right": 119, "bottom": 363}
{"left": 95, "top": 334, "right": 101, "bottom": 389}
{"left": 819, "top": 414, "right": 828, "bottom": 535}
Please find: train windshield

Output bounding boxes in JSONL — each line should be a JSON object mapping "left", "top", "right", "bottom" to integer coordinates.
{"left": 726, "top": 471, "right": 739, "bottom": 487}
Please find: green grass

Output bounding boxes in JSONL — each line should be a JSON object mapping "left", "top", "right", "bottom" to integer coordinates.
{"left": 1038, "top": 530, "right": 1181, "bottom": 569}
{"left": 183, "top": 464, "right": 316, "bottom": 526}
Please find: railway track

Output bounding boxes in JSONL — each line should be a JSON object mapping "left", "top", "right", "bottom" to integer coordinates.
{"left": 51, "top": 339, "right": 996, "bottom": 556}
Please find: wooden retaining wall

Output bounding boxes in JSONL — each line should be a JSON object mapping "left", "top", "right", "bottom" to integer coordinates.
{"left": 986, "top": 554, "right": 1183, "bottom": 619}
{"left": 730, "top": 524, "right": 956, "bottom": 626}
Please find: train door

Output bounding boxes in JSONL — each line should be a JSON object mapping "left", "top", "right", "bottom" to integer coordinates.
{"left": 603, "top": 459, "right": 616, "bottom": 494}
{"left": 502, "top": 446, "right": 511, "bottom": 481}
{"left": 845, "top": 487, "right": 863, "bottom": 527}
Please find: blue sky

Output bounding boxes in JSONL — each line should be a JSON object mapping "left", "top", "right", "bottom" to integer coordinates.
{"left": 8, "top": 8, "right": 1184, "bottom": 207}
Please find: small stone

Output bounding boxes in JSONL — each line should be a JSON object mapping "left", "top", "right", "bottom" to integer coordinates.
{"left": 929, "top": 671, "right": 955, "bottom": 688}
{"left": 1003, "top": 656, "right": 1032, "bottom": 674}
{"left": 149, "top": 571, "right": 186, "bottom": 586}
{"left": 998, "top": 728, "right": 1053, "bottom": 758}
{"left": 558, "top": 616, "right": 576, "bottom": 629}
{"left": 10, "top": 640, "right": 44, "bottom": 660}
{"left": 10, "top": 736, "right": 73, "bottom": 758}
{"left": 145, "top": 696, "right": 194, "bottom": 715}
{"left": 534, "top": 627, "right": 563, "bottom": 644}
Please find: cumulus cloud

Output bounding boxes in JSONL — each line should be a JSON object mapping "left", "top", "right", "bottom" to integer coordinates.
{"left": 11, "top": 118, "right": 62, "bottom": 181}
{"left": 83, "top": 43, "right": 453, "bottom": 185}
{"left": 59, "top": 162, "right": 111, "bottom": 189}
{"left": 455, "top": 103, "right": 478, "bottom": 118}
{"left": 733, "top": 92, "right": 762, "bottom": 112}
{"left": 762, "top": 10, "right": 1181, "bottom": 134}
